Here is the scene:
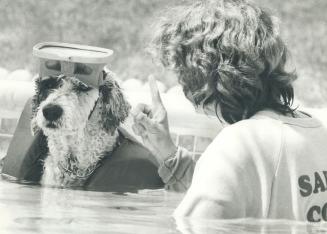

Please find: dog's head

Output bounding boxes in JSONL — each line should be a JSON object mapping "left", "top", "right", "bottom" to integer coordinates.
{"left": 31, "top": 71, "right": 130, "bottom": 136}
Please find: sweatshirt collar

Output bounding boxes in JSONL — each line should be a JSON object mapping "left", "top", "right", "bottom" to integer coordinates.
{"left": 252, "top": 109, "right": 322, "bottom": 128}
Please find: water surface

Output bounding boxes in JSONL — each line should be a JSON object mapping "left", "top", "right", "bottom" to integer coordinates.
{"left": 0, "top": 178, "right": 326, "bottom": 234}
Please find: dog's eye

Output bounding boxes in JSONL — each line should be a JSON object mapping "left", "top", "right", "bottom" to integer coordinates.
{"left": 40, "top": 76, "right": 62, "bottom": 90}
{"left": 74, "top": 81, "right": 92, "bottom": 92}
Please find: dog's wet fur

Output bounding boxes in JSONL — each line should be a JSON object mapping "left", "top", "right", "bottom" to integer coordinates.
{"left": 31, "top": 71, "right": 131, "bottom": 187}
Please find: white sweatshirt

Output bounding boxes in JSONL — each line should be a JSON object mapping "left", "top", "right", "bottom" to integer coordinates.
{"left": 159, "top": 110, "right": 327, "bottom": 221}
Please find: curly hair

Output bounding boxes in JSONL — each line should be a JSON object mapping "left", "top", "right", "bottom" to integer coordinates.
{"left": 152, "top": 0, "right": 297, "bottom": 124}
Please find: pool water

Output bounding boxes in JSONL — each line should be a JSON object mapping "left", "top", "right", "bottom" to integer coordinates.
{"left": 0, "top": 177, "right": 182, "bottom": 234}
{"left": 1, "top": 178, "right": 327, "bottom": 234}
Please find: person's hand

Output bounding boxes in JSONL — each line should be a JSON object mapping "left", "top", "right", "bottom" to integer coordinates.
{"left": 131, "top": 75, "right": 177, "bottom": 165}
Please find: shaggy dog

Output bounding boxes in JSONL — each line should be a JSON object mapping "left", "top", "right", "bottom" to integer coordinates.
{"left": 31, "top": 71, "right": 131, "bottom": 187}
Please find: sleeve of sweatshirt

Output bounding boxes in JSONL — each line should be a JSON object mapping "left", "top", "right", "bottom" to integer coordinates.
{"left": 173, "top": 119, "right": 282, "bottom": 219}
{"left": 158, "top": 146, "right": 197, "bottom": 192}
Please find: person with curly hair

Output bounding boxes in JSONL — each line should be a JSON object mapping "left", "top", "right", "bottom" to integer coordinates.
{"left": 132, "top": 0, "right": 327, "bottom": 221}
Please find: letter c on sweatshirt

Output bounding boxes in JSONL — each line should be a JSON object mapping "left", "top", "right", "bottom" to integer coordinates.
{"left": 307, "top": 205, "right": 321, "bottom": 222}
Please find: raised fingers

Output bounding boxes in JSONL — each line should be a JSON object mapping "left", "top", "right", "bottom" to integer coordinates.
{"left": 131, "top": 103, "right": 153, "bottom": 118}
{"left": 148, "top": 75, "right": 164, "bottom": 108}
{"left": 134, "top": 112, "right": 154, "bottom": 129}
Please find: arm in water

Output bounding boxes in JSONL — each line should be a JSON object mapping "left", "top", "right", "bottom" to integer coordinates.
{"left": 131, "top": 76, "right": 196, "bottom": 192}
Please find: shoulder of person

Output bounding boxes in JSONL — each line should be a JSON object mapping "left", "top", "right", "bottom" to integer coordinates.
{"left": 197, "top": 113, "right": 283, "bottom": 171}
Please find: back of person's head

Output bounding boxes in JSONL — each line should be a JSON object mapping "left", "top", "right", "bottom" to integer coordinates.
{"left": 152, "top": 0, "right": 297, "bottom": 124}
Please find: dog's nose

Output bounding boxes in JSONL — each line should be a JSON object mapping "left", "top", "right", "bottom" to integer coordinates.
{"left": 42, "top": 104, "right": 63, "bottom": 121}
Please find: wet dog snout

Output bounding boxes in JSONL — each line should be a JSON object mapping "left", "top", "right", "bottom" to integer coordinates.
{"left": 42, "top": 104, "right": 63, "bottom": 121}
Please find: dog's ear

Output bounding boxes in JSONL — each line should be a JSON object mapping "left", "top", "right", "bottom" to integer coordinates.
{"left": 31, "top": 75, "right": 42, "bottom": 135}
{"left": 99, "top": 70, "right": 131, "bottom": 134}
